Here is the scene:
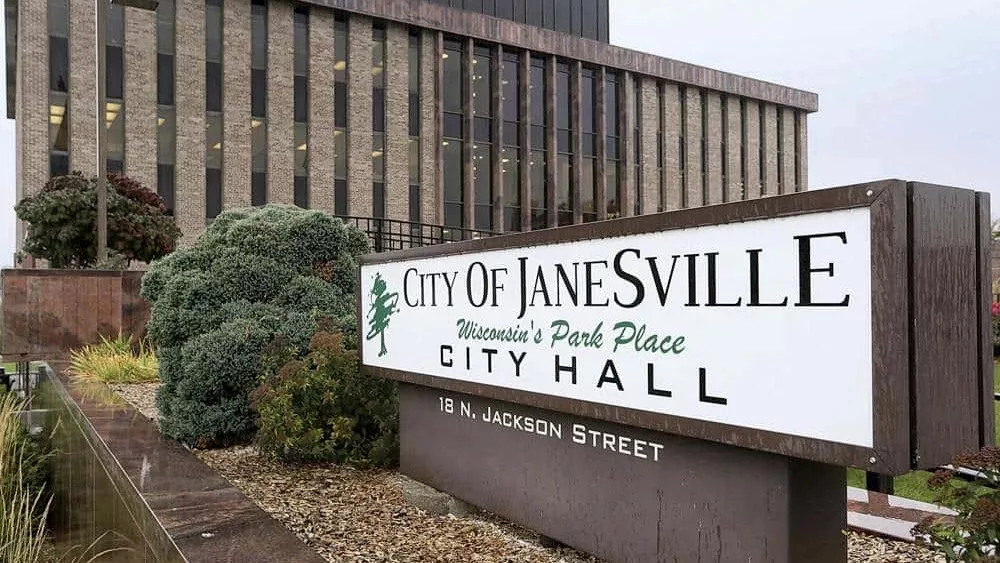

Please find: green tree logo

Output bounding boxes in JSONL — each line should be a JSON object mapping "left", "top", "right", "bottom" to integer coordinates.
{"left": 365, "top": 272, "right": 401, "bottom": 357}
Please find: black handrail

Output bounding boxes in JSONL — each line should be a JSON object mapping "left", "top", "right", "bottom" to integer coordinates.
{"left": 334, "top": 215, "right": 500, "bottom": 253}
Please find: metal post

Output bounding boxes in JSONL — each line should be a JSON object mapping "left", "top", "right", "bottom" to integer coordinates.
{"left": 96, "top": 0, "right": 108, "bottom": 263}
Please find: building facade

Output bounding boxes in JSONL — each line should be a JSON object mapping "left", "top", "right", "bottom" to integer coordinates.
{"left": 6, "top": 0, "right": 818, "bottom": 253}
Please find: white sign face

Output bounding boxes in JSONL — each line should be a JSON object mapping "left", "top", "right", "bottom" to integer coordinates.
{"left": 360, "top": 208, "right": 874, "bottom": 448}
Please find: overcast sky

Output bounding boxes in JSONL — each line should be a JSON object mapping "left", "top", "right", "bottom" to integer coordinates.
{"left": 1, "top": 0, "right": 998, "bottom": 267}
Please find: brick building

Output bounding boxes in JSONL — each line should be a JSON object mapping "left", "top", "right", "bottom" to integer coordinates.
{"left": 6, "top": 0, "right": 818, "bottom": 252}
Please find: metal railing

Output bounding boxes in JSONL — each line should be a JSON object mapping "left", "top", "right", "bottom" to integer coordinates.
{"left": 334, "top": 215, "right": 500, "bottom": 253}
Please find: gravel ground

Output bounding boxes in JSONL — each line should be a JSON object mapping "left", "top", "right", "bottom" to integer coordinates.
{"left": 115, "top": 383, "right": 945, "bottom": 563}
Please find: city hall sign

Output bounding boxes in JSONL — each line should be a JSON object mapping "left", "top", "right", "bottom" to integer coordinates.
{"left": 358, "top": 180, "right": 994, "bottom": 563}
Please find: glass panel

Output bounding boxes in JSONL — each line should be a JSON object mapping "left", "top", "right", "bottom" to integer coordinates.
{"left": 334, "top": 84, "right": 347, "bottom": 128}
{"left": 529, "top": 61, "right": 545, "bottom": 125}
{"left": 409, "top": 92, "right": 420, "bottom": 137}
{"left": 157, "top": 164, "right": 175, "bottom": 214}
{"left": 49, "top": 96, "right": 68, "bottom": 152}
{"left": 605, "top": 74, "right": 618, "bottom": 135}
{"left": 334, "top": 18, "right": 348, "bottom": 83}
{"left": 157, "top": 54, "right": 175, "bottom": 105}
{"left": 372, "top": 87, "right": 385, "bottom": 132}
{"left": 372, "top": 182, "right": 385, "bottom": 218}
{"left": 107, "top": 4, "right": 124, "bottom": 46}
{"left": 50, "top": 153, "right": 69, "bottom": 177}
{"left": 206, "top": 113, "right": 223, "bottom": 169}
{"left": 526, "top": 0, "right": 542, "bottom": 26}
{"left": 295, "top": 75, "right": 309, "bottom": 122}
{"left": 251, "top": 1, "right": 267, "bottom": 69}
{"left": 580, "top": 70, "right": 594, "bottom": 133}
{"left": 473, "top": 142, "right": 491, "bottom": 229}
{"left": 48, "top": 0, "right": 69, "bottom": 37}
{"left": 529, "top": 149, "right": 545, "bottom": 211}
{"left": 252, "top": 68, "right": 266, "bottom": 117}
{"left": 107, "top": 102, "right": 124, "bottom": 162}
{"left": 408, "top": 138, "right": 420, "bottom": 185}
{"left": 605, "top": 160, "right": 619, "bottom": 217}
{"left": 582, "top": 0, "right": 597, "bottom": 39}
{"left": 252, "top": 172, "right": 267, "bottom": 206}
{"left": 557, "top": 153, "right": 571, "bottom": 225}
{"left": 206, "top": 168, "right": 222, "bottom": 218}
{"left": 372, "top": 30, "right": 386, "bottom": 89}
{"left": 157, "top": 107, "right": 175, "bottom": 164}
{"left": 409, "top": 184, "right": 421, "bottom": 223}
{"left": 335, "top": 179, "right": 347, "bottom": 215}
{"left": 106, "top": 46, "right": 124, "bottom": 99}
{"left": 555, "top": 0, "right": 571, "bottom": 33}
{"left": 334, "top": 129, "right": 346, "bottom": 179}
{"left": 409, "top": 34, "right": 420, "bottom": 93}
{"left": 251, "top": 118, "right": 266, "bottom": 172}
{"left": 206, "top": 0, "right": 223, "bottom": 62}
{"left": 496, "top": 0, "right": 514, "bottom": 19}
{"left": 372, "top": 133, "right": 385, "bottom": 182}
{"left": 206, "top": 62, "right": 223, "bottom": 112}
{"left": 156, "top": 0, "right": 175, "bottom": 54}
{"left": 294, "top": 8, "right": 309, "bottom": 76}
{"left": 473, "top": 117, "right": 492, "bottom": 143}
{"left": 502, "top": 146, "right": 520, "bottom": 210}
{"left": 294, "top": 176, "right": 309, "bottom": 208}
{"left": 443, "top": 139, "right": 463, "bottom": 207}
{"left": 49, "top": 37, "right": 69, "bottom": 92}
{"left": 443, "top": 44, "right": 463, "bottom": 114}
{"left": 502, "top": 54, "right": 519, "bottom": 121}
{"left": 294, "top": 122, "right": 308, "bottom": 177}
{"left": 556, "top": 66, "right": 569, "bottom": 130}
{"left": 581, "top": 157, "right": 595, "bottom": 219}
{"left": 473, "top": 49, "right": 491, "bottom": 117}
{"left": 504, "top": 122, "right": 519, "bottom": 147}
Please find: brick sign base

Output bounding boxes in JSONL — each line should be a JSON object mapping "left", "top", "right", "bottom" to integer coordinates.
{"left": 400, "top": 383, "right": 846, "bottom": 563}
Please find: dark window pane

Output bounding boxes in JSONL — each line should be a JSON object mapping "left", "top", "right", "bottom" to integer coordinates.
{"left": 444, "top": 113, "right": 463, "bottom": 139}
{"left": 252, "top": 172, "right": 267, "bottom": 206}
{"left": 530, "top": 62, "right": 545, "bottom": 124}
{"left": 409, "top": 185, "right": 421, "bottom": 222}
{"left": 206, "top": 62, "right": 223, "bottom": 112}
{"left": 582, "top": 157, "right": 595, "bottom": 217}
{"left": 334, "top": 84, "right": 347, "bottom": 128}
{"left": 107, "top": 159, "right": 124, "bottom": 174}
{"left": 157, "top": 54, "right": 175, "bottom": 105}
{"left": 571, "top": 0, "right": 582, "bottom": 36}
{"left": 50, "top": 153, "right": 69, "bottom": 177}
{"left": 48, "top": 0, "right": 69, "bottom": 37}
{"left": 335, "top": 179, "right": 348, "bottom": 215}
{"left": 443, "top": 139, "right": 463, "bottom": 204}
{"left": 251, "top": 118, "right": 266, "bottom": 171}
{"left": 372, "top": 87, "right": 386, "bottom": 131}
{"left": 49, "top": 37, "right": 69, "bottom": 92}
{"left": 607, "top": 136, "right": 618, "bottom": 160}
{"left": 555, "top": 0, "right": 571, "bottom": 33}
{"left": 49, "top": 99, "right": 68, "bottom": 151}
{"left": 295, "top": 176, "right": 309, "bottom": 208}
{"left": 475, "top": 205, "right": 492, "bottom": 231}
{"left": 157, "top": 164, "right": 175, "bottom": 215}
{"left": 252, "top": 2, "right": 267, "bottom": 69}
{"left": 582, "top": 0, "right": 597, "bottom": 39}
{"left": 206, "top": 1, "right": 224, "bottom": 62}
{"left": 514, "top": 0, "right": 526, "bottom": 22}
{"left": 157, "top": 107, "right": 176, "bottom": 163}
{"left": 157, "top": 0, "right": 175, "bottom": 54}
{"left": 444, "top": 203, "right": 463, "bottom": 229}
{"left": 526, "top": 0, "right": 542, "bottom": 26}
{"left": 557, "top": 130, "right": 570, "bottom": 152}
{"left": 107, "top": 4, "right": 124, "bottom": 45}
{"left": 295, "top": 75, "right": 309, "bottom": 122}
{"left": 472, "top": 50, "right": 491, "bottom": 117}
{"left": 556, "top": 69, "right": 569, "bottom": 129}
{"left": 106, "top": 46, "right": 124, "bottom": 99}
{"left": 502, "top": 54, "right": 519, "bottom": 120}
{"left": 503, "top": 122, "right": 519, "bottom": 146}
{"left": 597, "top": 0, "right": 608, "bottom": 41}
{"left": 443, "top": 46, "right": 463, "bottom": 114}
{"left": 581, "top": 71, "right": 594, "bottom": 132}
{"left": 466, "top": 0, "right": 484, "bottom": 12}
{"left": 605, "top": 76, "right": 618, "bottom": 135}
{"left": 294, "top": 8, "right": 309, "bottom": 76}
{"left": 543, "top": 0, "right": 555, "bottom": 29}
{"left": 582, "top": 133, "right": 594, "bottom": 156}
{"left": 252, "top": 69, "right": 266, "bottom": 117}
{"left": 408, "top": 92, "right": 420, "bottom": 136}
{"left": 474, "top": 117, "right": 492, "bottom": 142}
{"left": 496, "top": 0, "right": 513, "bottom": 18}
{"left": 206, "top": 168, "right": 223, "bottom": 219}
{"left": 372, "top": 182, "right": 385, "bottom": 218}
{"left": 531, "top": 125, "right": 545, "bottom": 148}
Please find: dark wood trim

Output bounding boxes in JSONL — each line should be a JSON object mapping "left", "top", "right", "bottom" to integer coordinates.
{"left": 299, "top": 0, "right": 818, "bottom": 112}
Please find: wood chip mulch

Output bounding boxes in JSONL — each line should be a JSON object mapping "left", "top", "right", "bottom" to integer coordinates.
{"left": 116, "top": 383, "right": 946, "bottom": 562}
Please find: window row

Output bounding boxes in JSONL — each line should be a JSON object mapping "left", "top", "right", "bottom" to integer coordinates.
{"left": 423, "top": 0, "right": 609, "bottom": 42}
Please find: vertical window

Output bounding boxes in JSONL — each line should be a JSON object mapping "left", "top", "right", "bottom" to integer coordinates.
{"left": 48, "top": 0, "right": 70, "bottom": 177}
{"left": 554, "top": 0, "right": 571, "bottom": 33}
{"left": 156, "top": 0, "right": 176, "bottom": 213}
{"left": 106, "top": 3, "right": 125, "bottom": 173}
{"left": 251, "top": 0, "right": 267, "bottom": 206}
{"left": 334, "top": 15, "right": 348, "bottom": 215}
{"left": 776, "top": 107, "right": 784, "bottom": 193}
{"left": 699, "top": 89, "right": 707, "bottom": 205}
{"left": 473, "top": 45, "right": 493, "bottom": 230}
{"left": 582, "top": 0, "right": 597, "bottom": 40}
{"left": 526, "top": 0, "right": 542, "bottom": 27}
{"left": 408, "top": 32, "right": 421, "bottom": 228}
{"left": 555, "top": 61, "right": 571, "bottom": 226}
{"left": 794, "top": 111, "right": 802, "bottom": 192}
{"left": 294, "top": 7, "right": 310, "bottom": 208}
{"left": 502, "top": 52, "right": 521, "bottom": 231}
{"left": 605, "top": 71, "right": 620, "bottom": 218}
{"left": 442, "top": 38, "right": 464, "bottom": 232}
{"left": 580, "top": 67, "right": 596, "bottom": 222}
{"left": 372, "top": 25, "right": 386, "bottom": 218}
{"left": 678, "top": 85, "right": 687, "bottom": 206}
{"left": 496, "top": 0, "right": 514, "bottom": 19}
{"left": 529, "top": 56, "right": 547, "bottom": 230}
{"left": 633, "top": 83, "right": 640, "bottom": 215}
{"left": 739, "top": 99, "right": 747, "bottom": 199}
{"left": 656, "top": 83, "right": 664, "bottom": 212}
{"left": 721, "top": 97, "right": 728, "bottom": 202}
{"left": 205, "top": 0, "right": 223, "bottom": 219}
{"left": 759, "top": 105, "right": 766, "bottom": 194}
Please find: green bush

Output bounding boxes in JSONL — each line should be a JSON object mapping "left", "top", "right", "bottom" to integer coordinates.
{"left": 142, "top": 205, "right": 369, "bottom": 448}
{"left": 251, "top": 330, "right": 399, "bottom": 468}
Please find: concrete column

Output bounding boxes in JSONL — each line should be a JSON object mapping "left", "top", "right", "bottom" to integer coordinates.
{"left": 347, "top": 14, "right": 372, "bottom": 215}
{"left": 620, "top": 72, "right": 634, "bottom": 216}
{"left": 570, "top": 61, "right": 582, "bottom": 224}
{"left": 16, "top": 0, "right": 48, "bottom": 252}
{"left": 640, "top": 78, "right": 658, "bottom": 214}
{"left": 123, "top": 6, "right": 156, "bottom": 189}
{"left": 762, "top": 103, "right": 779, "bottom": 196}
{"left": 309, "top": 8, "right": 336, "bottom": 213}
{"left": 223, "top": 0, "right": 251, "bottom": 209}
{"left": 386, "top": 22, "right": 409, "bottom": 222}
{"left": 781, "top": 106, "right": 796, "bottom": 195}
{"left": 683, "top": 87, "right": 702, "bottom": 208}
{"left": 744, "top": 100, "right": 761, "bottom": 199}
{"left": 174, "top": 0, "right": 205, "bottom": 244}
{"left": 706, "top": 91, "right": 723, "bottom": 205}
{"left": 69, "top": 0, "right": 97, "bottom": 174}
{"left": 661, "top": 83, "right": 681, "bottom": 211}
{"left": 595, "top": 67, "right": 607, "bottom": 220}
{"left": 795, "top": 111, "right": 808, "bottom": 192}
{"left": 545, "top": 55, "right": 557, "bottom": 228}
{"left": 267, "top": 1, "right": 293, "bottom": 205}
{"left": 421, "top": 30, "right": 439, "bottom": 225}
{"left": 518, "top": 51, "right": 531, "bottom": 231}
{"left": 491, "top": 45, "right": 504, "bottom": 231}
{"left": 725, "top": 95, "right": 743, "bottom": 201}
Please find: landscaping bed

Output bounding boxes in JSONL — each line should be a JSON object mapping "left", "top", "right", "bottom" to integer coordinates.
{"left": 113, "top": 381, "right": 943, "bottom": 563}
